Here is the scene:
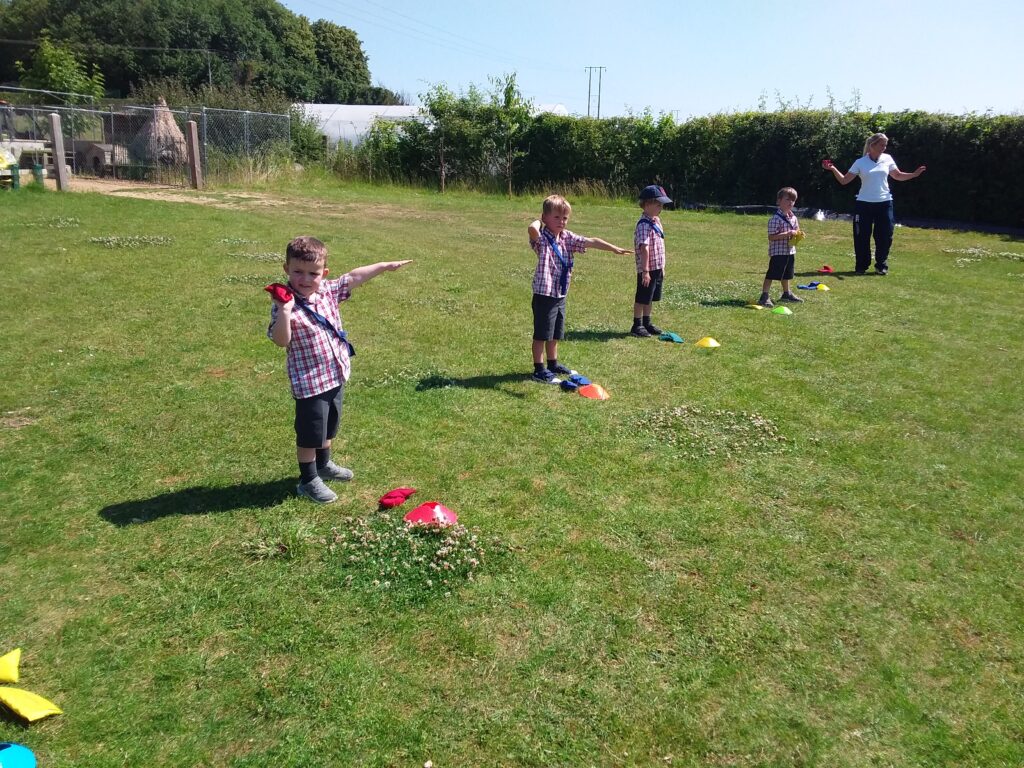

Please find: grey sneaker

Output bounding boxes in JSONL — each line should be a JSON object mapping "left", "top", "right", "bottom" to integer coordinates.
{"left": 296, "top": 476, "right": 338, "bottom": 504}
{"left": 756, "top": 294, "right": 774, "bottom": 308}
{"left": 631, "top": 324, "right": 652, "bottom": 337}
{"left": 318, "top": 461, "right": 354, "bottom": 482}
{"left": 779, "top": 292, "right": 804, "bottom": 303}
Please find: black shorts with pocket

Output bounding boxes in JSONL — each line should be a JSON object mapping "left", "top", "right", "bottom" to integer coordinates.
{"left": 765, "top": 253, "right": 796, "bottom": 281}
{"left": 634, "top": 268, "right": 664, "bottom": 304}
{"left": 532, "top": 293, "right": 567, "bottom": 341}
{"left": 294, "top": 384, "right": 344, "bottom": 448}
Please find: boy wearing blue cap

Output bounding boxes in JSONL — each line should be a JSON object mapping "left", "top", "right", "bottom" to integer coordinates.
{"left": 631, "top": 185, "right": 672, "bottom": 337}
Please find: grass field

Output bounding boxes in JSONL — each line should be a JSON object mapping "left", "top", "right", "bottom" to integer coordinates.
{"left": 1, "top": 180, "right": 1022, "bottom": 767}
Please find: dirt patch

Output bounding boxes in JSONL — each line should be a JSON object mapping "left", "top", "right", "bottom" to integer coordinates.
{"left": 65, "top": 177, "right": 288, "bottom": 211}
{"left": 2, "top": 408, "right": 36, "bottom": 429}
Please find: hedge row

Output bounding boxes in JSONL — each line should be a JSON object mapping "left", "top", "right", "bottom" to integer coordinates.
{"left": 359, "top": 109, "right": 1023, "bottom": 228}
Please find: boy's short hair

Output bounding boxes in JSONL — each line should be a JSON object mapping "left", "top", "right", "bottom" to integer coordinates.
{"left": 542, "top": 195, "right": 571, "bottom": 216}
{"left": 777, "top": 187, "right": 798, "bottom": 202}
{"left": 286, "top": 236, "right": 328, "bottom": 265}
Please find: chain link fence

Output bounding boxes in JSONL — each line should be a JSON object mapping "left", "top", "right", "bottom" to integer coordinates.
{"left": 0, "top": 102, "right": 290, "bottom": 187}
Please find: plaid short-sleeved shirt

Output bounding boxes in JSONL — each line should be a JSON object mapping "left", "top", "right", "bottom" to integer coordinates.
{"left": 634, "top": 216, "right": 666, "bottom": 272}
{"left": 768, "top": 209, "right": 798, "bottom": 257}
{"left": 531, "top": 227, "right": 588, "bottom": 298}
{"left": 268, "top": 275, "right": 352, "bottom": 399}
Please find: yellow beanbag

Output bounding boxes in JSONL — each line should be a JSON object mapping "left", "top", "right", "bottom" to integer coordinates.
{"left": 790, "top": 230, "right": 805, "bottom": 244}
{"left": 0, "top": 686, "right": 63, "bottom": 723}
{"left": 0, "top": 648, "right": 20, "bottom": 683}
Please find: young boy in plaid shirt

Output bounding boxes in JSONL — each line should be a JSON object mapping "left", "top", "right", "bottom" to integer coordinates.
{"left": 527, "top": 195, "right": 630, "bottom": 384}
{"left": 756, "top": 187, "right": 804, "bottom": 308}
{"left": 268, "top": 236, "right": 410, "bottom": 503}
{"left": 631, "top": 184, "right": 673, "bottom": 337}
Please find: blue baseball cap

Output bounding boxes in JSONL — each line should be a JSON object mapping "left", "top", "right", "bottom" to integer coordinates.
{"left": 640, "top": 185, "right": 672, "bottom": 204}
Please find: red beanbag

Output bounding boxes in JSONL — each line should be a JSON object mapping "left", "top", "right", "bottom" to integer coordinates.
{"left": 379, "top": 487, "right": 417, "bottom": 508}
{"left": 264, "top": 283, "right": 293, "bottom": 303}
{"left": 821, "top": 158, "right": 834, "bottom": 170}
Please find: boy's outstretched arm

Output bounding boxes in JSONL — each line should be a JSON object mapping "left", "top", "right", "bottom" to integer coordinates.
{"left": 582, "top": 237, "right": 630, "bottom": 255}
{"left": 345, "top": 260, "right": 412, "bottom": 288}
{"left": 528, "top": 220, "right": 541, "bottom": 243}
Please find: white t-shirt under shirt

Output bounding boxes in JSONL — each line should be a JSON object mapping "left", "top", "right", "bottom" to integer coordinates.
{"left": 850, "top": 152, "right": 898, "bottom": 202}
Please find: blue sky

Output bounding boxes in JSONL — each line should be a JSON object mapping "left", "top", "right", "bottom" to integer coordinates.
{"left": 281, "top": 0, "right": 1023, "bottom": 118}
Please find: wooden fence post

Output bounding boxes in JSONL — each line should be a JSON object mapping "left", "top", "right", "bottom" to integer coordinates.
{"left": 48, "top": 113, "right": 70, "bottom": 190}
{"left": 186, "top": 120, "right": 203, "bottom": 189}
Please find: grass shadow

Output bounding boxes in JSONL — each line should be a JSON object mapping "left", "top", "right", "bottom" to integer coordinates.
{"left": 564, "top": 328, "right": 631, "bottom": 342}
{"left": 698, "top": 298, "right": 750, "bottom": 308}
{"left": 416, "top": 372, "right": 528, "bottom": 399}
{"left": 793, "top": 270, "right": 861, "bottom": 279}
{"left": 99, "top": 478, "right": 297, "bottom": 526}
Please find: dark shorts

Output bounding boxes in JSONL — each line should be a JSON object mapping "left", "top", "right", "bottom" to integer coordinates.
{"left": 765, "top": 253, "right": 795, "bottom": 281}
{"left": 294, "top": 384, "right": 344, "bottom": 448}
{"left": 635, "top": 269, "right": 664, "bottom": 304}
{"left": 532, "top": 293, "right": 567, "bottom": 341}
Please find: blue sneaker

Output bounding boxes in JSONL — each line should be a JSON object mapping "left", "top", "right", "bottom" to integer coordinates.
{"left": 531, "top": 368, "right": 561, "bottom": 385}
{"left": 548, "top": 362, "right": 577, "bottom": 376}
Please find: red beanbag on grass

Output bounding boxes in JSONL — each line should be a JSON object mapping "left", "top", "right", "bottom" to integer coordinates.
{"left": 379, "top": 487, "right": 417, "bottom": 508}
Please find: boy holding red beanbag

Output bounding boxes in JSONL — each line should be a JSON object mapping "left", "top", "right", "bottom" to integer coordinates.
{"left": 267, "top": 236, "right": 410, "bottom": 503}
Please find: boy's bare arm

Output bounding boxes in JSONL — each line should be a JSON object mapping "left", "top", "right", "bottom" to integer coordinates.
{"left": 637, "top": 243, "right": 650, "bottom": 271}
{"left": 269, "top": 300, "right": 294, "bottom": 347}
{"left": 583, "top": 237, "right": 630, "bottom": 255}
{"left": 528, "top": 220, "right": 541, "bottom": 243}
{"left": 345, "top": 260, "right": 412, "bottom": 288}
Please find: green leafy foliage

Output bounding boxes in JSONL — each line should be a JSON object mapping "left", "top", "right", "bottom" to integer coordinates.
{"left": 0, "top": 0, "right": 402, "bottom": 104}
{"left": 350, "top": 101, "right": 1024, "bottom": 227}
{"left": 14, "top": 37, "right": 104, "bottom": 103}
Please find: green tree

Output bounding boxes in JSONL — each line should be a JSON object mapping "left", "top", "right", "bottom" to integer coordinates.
{"left": 15, "top": 37, "right": 105, "bottom": 103}
{"left": 0, "top": 0, "right": 398, "bottom": 103}
{"left": 485, "top": 73, "right": 531, "bottom": 196}
{"left": 311, "top": 19, "right": 370, "bottom": 102}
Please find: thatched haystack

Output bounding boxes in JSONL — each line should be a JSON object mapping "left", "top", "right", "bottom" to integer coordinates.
{"left": 130, "top": 97, "right": 187, "bottom": 166}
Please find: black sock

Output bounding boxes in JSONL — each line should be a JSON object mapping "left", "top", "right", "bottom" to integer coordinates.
{"left": 299, "top": 460, "right": 318, "bottom": 483}
{"left": 643, "top": 315, "right": 651, "bottom": 325}
{"left": 315, "top": 447, "right": 331, "bottom": 469}
{"left": 632, "top": 317, "right": 642, "bottom": 327}
{"left": 534, "top": 362, "right": 545, "bottom": 374}
{"left": 547, "top": 359, "right": 558, "bottom": 371}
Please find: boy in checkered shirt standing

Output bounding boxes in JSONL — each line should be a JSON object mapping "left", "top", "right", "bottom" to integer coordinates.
{"left": 631, "top": 185, "right": 673, "bottom": 337}
{"left": 756, "top": 187, "right": 804, "bottom": 308}
{"left": 527, "top": 195, "right": 631, "bottom": 384}
{"left": 268, "top": 236, "right": 411, "bottom": 503}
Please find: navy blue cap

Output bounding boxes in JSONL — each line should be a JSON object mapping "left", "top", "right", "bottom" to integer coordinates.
{"left": 640, "top": 185, "right": 672, "bottom": 204}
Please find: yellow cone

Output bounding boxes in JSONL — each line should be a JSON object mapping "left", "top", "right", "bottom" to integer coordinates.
{"left": 816, "top": 283, "right": 830, "bottom": 291}
{"left": 746, "top": 303, "right": 764, "bottom": 309}
{"left": 695, "top": 337, "right": 720, "bottom": 348}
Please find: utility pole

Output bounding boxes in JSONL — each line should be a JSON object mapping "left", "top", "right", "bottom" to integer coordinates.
{"left": 584, "top": 66, "right": 606, "bottom": 118}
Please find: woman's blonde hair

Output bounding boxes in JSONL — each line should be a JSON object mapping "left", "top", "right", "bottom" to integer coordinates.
{"left": 863, "top": 132, "right": 888, "bottom": 156}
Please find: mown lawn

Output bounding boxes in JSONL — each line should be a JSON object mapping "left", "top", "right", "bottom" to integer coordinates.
{"left": 1, "top": 181, "right": 1022, "bottom": 767}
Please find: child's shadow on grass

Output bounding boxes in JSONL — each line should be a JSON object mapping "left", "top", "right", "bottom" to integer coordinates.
{"left": 794, "top": 270, "right": 857, "bottom": 279}
{"left": 99, "top": 478, "right": 297, "bottom": 526}
{"left": 416, "top": 372, "right": 528, "bottom": 399}
{"left": 699, "top": 298, "right": 751, "bottom": 308}
{"left": 564, "top": 328, "right": 631, "bottom": 342}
